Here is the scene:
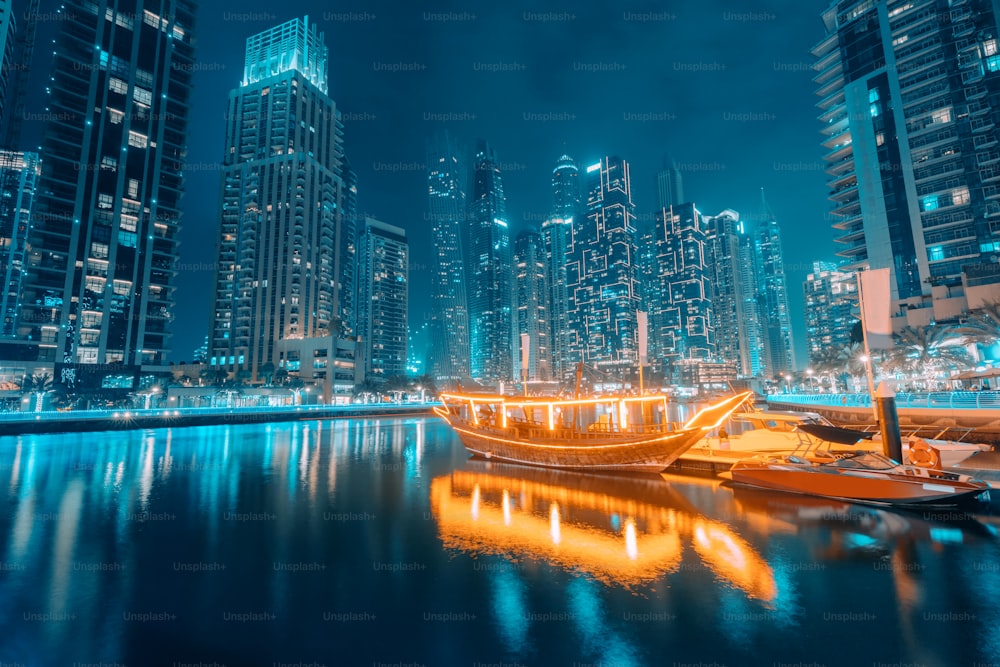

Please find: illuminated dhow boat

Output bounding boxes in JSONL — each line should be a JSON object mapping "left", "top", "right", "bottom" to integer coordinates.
{"left": 433, "top": 391, "right": 754, "bottom": 472}
{"left": 719, "top": 448, "right": 992, "bottom": 508}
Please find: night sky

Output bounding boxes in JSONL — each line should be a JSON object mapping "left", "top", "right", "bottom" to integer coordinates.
{"left": 26, "top": 0, "right": 839, "bottom": 367}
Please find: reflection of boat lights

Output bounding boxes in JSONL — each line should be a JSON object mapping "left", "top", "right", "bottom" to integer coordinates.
{"left": 550, "top": 502, "right": 561, "bottom": 545}
{"left": 625, "top": 518, "right": 638, "bottom": 560}
{"left": 502, "top": 489, "right": 511, "bottom": 526}
{"left": 691, "top": 518, "right": 776, "bottom": 604}
{"left": 472, "top": 484, "right": 481, "bottom": 520}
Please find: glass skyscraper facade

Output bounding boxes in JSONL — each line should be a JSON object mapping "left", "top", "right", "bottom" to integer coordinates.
{"left": 18, "top": 0, "right": 195, "bottom": 365}
{"left": 357, "top": 217, "right": 408, "bottom": 384}
{"left": 427, "top": 131, "right": 470, "bottom": 382}
{"left": 514, "top": 229, "right": 550, "bottom": 382}
{"left": 804, "top": 260, "right": 858, "bottom": 362}
{"left": 0, "top": 150, "right": 37, "bottom": 338}
{"left": 754, "top": 191, "right": 794, "bottom": 376}
{"left": 567, "top": 156, "right": 640, "bottom": 379}
{"left": 649, "top": 202, "right": 714, "bottom": 370}
{"left": 813, "top": 0, "right": 1000, "bottom": 303}
{"left": 209, "top": 16, "right": 352, "bottom": 382}
{"left": 464, "top": 140, "right": 514, "bottom": 384}
{"left": 540, "top": 154, "right": 579, "bottom": 382}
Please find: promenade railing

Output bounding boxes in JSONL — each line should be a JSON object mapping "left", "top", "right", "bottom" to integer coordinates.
{"left": 0, "top": 401, "right": 442, "bottom": 423}
{"left": 766, "top": 392, "right": 1000, "bottom": 410}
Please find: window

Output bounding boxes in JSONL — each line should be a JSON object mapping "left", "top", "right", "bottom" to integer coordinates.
{"left": 953, "top": 186, "right": 970, "bottom": 206}
{"left": 932, "top": 108, "right": 952, "bottom": 124}
{"left": 109, "top": 78, "right": 128, "bottom": 95}
{"left": 921, "top": 195, "right": 939, "bottom": 211}
{"left": 128, "top": 131, "right": 148, "bottom": 149}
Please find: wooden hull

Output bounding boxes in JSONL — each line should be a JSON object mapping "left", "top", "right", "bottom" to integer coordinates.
{"left": 447, "top": 422, "right": 708, "bottom": 472}
{"left": 724, "top": 464, "right": 991, "bottom": 507}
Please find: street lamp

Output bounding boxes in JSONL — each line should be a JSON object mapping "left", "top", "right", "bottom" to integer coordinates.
{"left": 784, "top": 374, "right": 792, "bottom": 393}
{"left": 416, "top": 385, "right": 424, "bottom": 403}
{"left": 806, "top": 368, "right": 815, "bottom": 392}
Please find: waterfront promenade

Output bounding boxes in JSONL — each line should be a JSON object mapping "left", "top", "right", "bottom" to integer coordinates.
{"left": 0, "top": 402, "right": 440, "bottom": 436}
{"left": 767, "top": 391, "right": 1000, "bottom": 444}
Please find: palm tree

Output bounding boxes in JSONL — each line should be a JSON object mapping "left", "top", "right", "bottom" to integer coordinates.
{"left": 950, "top": 300, "right": 1000, "bottom": 361}
{"left": 885, "top": 325, "right": 970, "bottom": 388}
{"left": 259, "top": 362, "right": 276, "bottom": 386}
{"left": 273, "top": 368, "right": 289, "bottom": 386}
{"left": 809, "top": 345, "right": 854, "bottom": 392}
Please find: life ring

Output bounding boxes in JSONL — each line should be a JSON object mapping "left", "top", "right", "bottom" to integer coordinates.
{"left": 841, "top": 396, "right": 848, "bottom": 405}
{"left": 908, "top": 438, "right": 941, "bottom": 469}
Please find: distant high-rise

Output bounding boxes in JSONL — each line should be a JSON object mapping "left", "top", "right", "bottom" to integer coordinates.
{"left": 705, "top": 209, "right": 762, "bottom": 377}
{"left": 18, "top": 0, "right": 196, "bottom": 365}
{"left": 427, "top": 131, "right": 470, "bottom": 382}
{"left": 514, "top": 230, "right": 550, "bottom": 382}
{"left": 0, "top": 0, "right": 38, "bottom": 149}
{"left": 209, "top": 16, "right": 350, "bottom": 380}
{"left": 813, "top": 0, "right": 1000, "bottom": 308}
{"left": 540, "top": 154, "right": 579, "bottom": 382}
{"left": 0, "top": 150, "right": 37, "bottom": 337}
{"left": 0, "top": 0, "right": 17, "bottom": 137}
{"left": 464, "top": 140, "right": 514, "bottom": 384}
{"left": 754, "top": 190, "right": 794, "bottom": 376}
{"left": 804, "top": 261, "right": 857, "bottom": 363}
{"left": 357, "top": 217, "right": 408, "bottom": 384}
{"left": 656, "top": 157, "right": 684, "bottom": 209}
{"left": 649, "top": 202, "right": 714, "bottom": 373}
{"left": 567, "top": 156, "right": 640, "bottom": 379}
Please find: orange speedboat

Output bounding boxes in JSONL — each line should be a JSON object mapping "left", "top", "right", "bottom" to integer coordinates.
{"left": 720, "top": 449, "right": 991, "bottom": 508}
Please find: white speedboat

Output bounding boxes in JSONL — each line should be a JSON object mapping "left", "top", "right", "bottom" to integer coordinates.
{"left": 689, "top": 409, "right": 990, "bottom": 468}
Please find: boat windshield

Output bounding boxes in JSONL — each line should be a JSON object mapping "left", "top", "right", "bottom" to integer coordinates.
{"left": 826, "top": 452, "right": 897, "bottom": 471}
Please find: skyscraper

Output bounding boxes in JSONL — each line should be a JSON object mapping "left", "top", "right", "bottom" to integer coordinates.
{"left": 649, "top": 202, "right": 714, "bottom": 374}
{"left": 514, "top": 229, "right": 550, "bottom": 382}
{"left": 804, "top": 260, "right": 857, "bottom": 363}
{"left": 427, "top": 131, "right": 470, "bottom": 382}
{"left": 209, "top": 16, "right": 351, "bottom": 381}
{"left": 567, "top": 156, "right": 640, "bottom": 380}
{"left": 18, "top": 0, "right": 196, "bottom": 366}
{"left": 754, "top": 190, "right": 794, "bottom": 376}
{"left": 464, "top": 140, "right": 514, "bottom": 384}
{"left": 813, "top": 0, "right": 1000, "bottom": 310}
{"left": 0, "top": 150, "right": 38, "bottom": 337}
{"left": 357, "top": 217, "right": 408, "bottom": 384}
{"left": 0, "top": 0, "right": 17, "bottom": 135}
{"left": 540, "top": 154, "right": 579, "bottom": 382}
{"left": 656, "top": 157, "right": 684, "bottom": 210}
{"left": 705, "top": 208, "right": 762, "bottom": 378}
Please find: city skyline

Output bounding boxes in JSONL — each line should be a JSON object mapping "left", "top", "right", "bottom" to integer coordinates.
{"left": 162, "top": 0, "right": 838, "bottom": 366}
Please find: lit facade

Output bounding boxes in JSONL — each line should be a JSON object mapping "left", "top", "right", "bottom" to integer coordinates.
{"left": 813, "top": 0, "right": 1000, "bottom": 310}
{"left": 656, "top": 158, "right": 684, "bottom": 209}
{"left": 514, "top": 229, "right": 550, "bottom": 382}
{"left": 754, "top": 192, "right": 794, "bottom": 376}
{"left": 804, "top": 260, "right": 857, "bottom": 362}
{"left": 705, "top": 208, "right": 763, "bottom": 378}
{"left": 567, "top": 156, "right": 640, "bottom": 379}
{"left": 18, "top": 0, "right": 196, "bottom": 365}
{"left": 0, "top": 150, "right": 37, "bottom": 338}
{"left": 649, "top": 203, "right": 714, "bottom": 374}
{"left": 464, "top": 140, "right": 514, "bottom": 384}
{"left": 540, "top": 154, "right": 579, "bottom": 382}
{"left": 357, "top": 217, "right": 408, "bottom": 385}
{"left": 209, "top": 17, "right": 353, "bottom": 382}
{"left": 427, "top": 131, "right": 470, "bottom": 382}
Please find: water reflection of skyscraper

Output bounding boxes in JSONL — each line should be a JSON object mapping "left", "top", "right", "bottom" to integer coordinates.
{"left": 429, "top": 461, "right": 776, "bottom": 601}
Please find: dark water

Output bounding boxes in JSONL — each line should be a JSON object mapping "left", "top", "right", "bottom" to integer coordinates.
{"left": 1, "top": 417, "right": 1000, "bottom": 667}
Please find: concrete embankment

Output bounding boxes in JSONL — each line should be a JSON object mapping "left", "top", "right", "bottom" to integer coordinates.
{"left": 0, "top": 404, "right": 438, "bottom": 437}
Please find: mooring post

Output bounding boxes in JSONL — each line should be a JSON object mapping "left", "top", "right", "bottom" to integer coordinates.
{"left": 875, "top": 382, "right": 903, "bottom": 462}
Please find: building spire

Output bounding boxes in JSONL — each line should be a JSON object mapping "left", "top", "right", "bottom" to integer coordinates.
{"left": 760, "top": 187, "right": 775, "bottom": 222}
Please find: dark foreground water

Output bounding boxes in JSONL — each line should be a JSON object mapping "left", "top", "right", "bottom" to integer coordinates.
{"left": 2, "top": 417, "right": 1000, "bottom": 667}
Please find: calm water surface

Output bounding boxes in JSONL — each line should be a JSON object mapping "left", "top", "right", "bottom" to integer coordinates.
{"left": 1, "top": 416, "right": 1000, "bottom": 666}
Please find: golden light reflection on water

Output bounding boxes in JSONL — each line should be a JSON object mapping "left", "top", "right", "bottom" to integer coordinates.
{"left": 430, "top": 465, "right": 775, "bottom": 599}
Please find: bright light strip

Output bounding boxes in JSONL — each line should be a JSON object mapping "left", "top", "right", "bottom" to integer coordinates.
{"left": 586, "top": 162, "right": 602, "bottom": 173}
